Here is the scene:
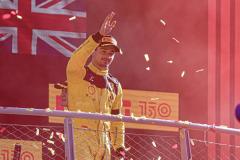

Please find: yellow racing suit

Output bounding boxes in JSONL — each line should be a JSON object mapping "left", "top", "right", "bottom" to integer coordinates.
{"left": 66, "top": 34, "right": 125, "bottom": 160}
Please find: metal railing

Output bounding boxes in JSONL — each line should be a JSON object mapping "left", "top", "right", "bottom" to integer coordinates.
{"left": 1, "top": 106, "right": 240, "bottom": 159}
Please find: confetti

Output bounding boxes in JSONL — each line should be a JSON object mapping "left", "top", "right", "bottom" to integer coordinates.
{"left": 181, "top": 71, "right": 186, "bottom": 78}
{"left": 125, "top": 147, "right": 131, "bottom": 151}
{"left": 47, "top": 140, "right": 55, "bottom": 144}
{"left": 35, "top": 128, "right": 40, "bottom": 136}
{"left": 172, "top": 144, "right": 178, "bottom": 149}
{"left": 50, "top": 131, "right": 54, "bottom": 139}
{"left": 157, "top": 156, "right": 162, "bottom": 160}
{"left": 178, "top": 120, "right": 190, "bottom": 125}
{"left": 56, "top": 132, "right": 61, "bottom": 136}
{"left": 144, "top": 54, "right": 150, "bottom": 62}
{"left": 32, "top": 143, "right": 39, "bottom": 149}
{"left": 61, "top": 134, "right": 65, "bottom": 142}
{"left": 219, "top": 125, "right": 228, "bottom": 128}
{"left": 0, "top": 127, "right": 6, "bottom": 133}
{"left": 167, "top": 60, "right": 173, "bottom": 64}
{"left": 10, "top": 10, "right": 17, "bottom": 15}
{"left": 150, "top": 97, "right": 159, "bottom": 101}
{"left": 48, "top": 147, "right": 55, "bottom": 156}
{"left": 16, "top": 15, "right": 23, "bottom": 19}
{"left": 133, "top": 116, "right": 140, "bottom": 120}
{"left": 69, "top": 16, "right": 76, "bottom": 21}
{"left": 43, "top": 128, "right": 50, "bottom": 131}
{"left": 195, "top": 69, "right": 205, "bottom": 72}
{"left": 152, "top": 141, "right": 157, "bottom": 148}
{"left": 56, "top": 132, "right": 65, "bottom": 142}
{"left": 172, "top": 37, "right": 180, "bottom": 43}
{"left": 2, "top": 14, "right": 11, "bottom": 20}
{"left": 190, "top": 139, "right": 195, "bottom": 146}
{"left": 140, "top": 115, "right": 146, "bottom": 118}
{"left": 119, "top": 151, "right": 125, "bottom": 156}
{"left": 146, "top": 67, "right": 150, "bottom": 71}
{"left": 26, "top": 108, "right": 34, "bottom": 111}
{"left": 45, "top": 108, "right": 52, "bottom": 112}
{"left": 160, "top": 19, "right": 166, "bottom": 26}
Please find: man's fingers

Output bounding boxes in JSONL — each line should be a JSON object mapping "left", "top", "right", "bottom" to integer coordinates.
{"left": 110, "top": 20, "right": 117, "bottom": 29}
{"left": 107, "top": 12, "right": 116, "bottom": 24}
{"left": 105, "top": 12, "right": 115, "bottom": 23}
{"left": 100, "top": 12, "right": 116, "bottom": 35}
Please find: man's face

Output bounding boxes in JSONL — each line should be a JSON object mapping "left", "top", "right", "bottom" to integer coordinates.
{"left": 92, "top": 46, "right": 116, "bottom": 70}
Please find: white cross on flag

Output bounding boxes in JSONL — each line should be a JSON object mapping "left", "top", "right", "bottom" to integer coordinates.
{"left": 0, "top": 0, "right": 87, "bottom": 57}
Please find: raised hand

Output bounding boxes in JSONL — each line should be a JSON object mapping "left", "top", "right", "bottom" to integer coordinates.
{"left": 99, "top": 12, "right": 117, "bottom": 36}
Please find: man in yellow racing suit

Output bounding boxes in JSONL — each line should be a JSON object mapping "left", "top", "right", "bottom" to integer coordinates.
{"left": 66, "top": 12, "right": 125, "bottom": 159}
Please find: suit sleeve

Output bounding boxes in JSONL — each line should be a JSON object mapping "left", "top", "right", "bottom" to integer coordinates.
{"left": 66, "top": 33, "right": 103, "bottom": 112}
{"left": 110, "top": 83, "right": 125, "bottom": 150}
{"left": 66, "top": 35, "right": 99, "bottom": 79}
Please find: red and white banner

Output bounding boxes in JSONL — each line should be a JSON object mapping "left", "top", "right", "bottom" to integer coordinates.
{"left": 48, "top": 84, "right": 179, "bottom": 131}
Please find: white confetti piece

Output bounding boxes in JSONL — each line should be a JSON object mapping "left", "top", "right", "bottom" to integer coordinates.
{"left": 26, "top": 108, "right": 34, "bottom": 111}
{"left": 178, "top": 120, "right": 190, "bottom": 125}
{"left": 190, "top": 139, "right": 195, "bottom": 146}
{"left": 2, "top": 14, "right": 11, "bottom": 20}
{"left": 10, "top": 10, "right": 17, "bottom": 15}
{"left": 61, "top": 134, "right": 65, "bottom": 142}
{"left": 158, "top": 156, "right": 162, "bottom": 160}
{"left": 219, "top": 125, "right": 228, "bottom": 128}
{"left": 35, "top": 128, "right": 40, "bottom": 136}
{"left": 0, "top": 127, "right": 6, "bottom": 133}
{"left": 56, "top": 132, "right": 65, "bottom": 142}
{"left": 152, "top": 141, "right": 157, "bottom": 148}
{"left": 160, "top": 19, "right": 166, "bottom": 26}
{"left": 195, "top": 69, "right": 205, "bottom": 72}
{"left": 133, "top": 116, "right": 140, "bottom": 120}
{"left": 50, "top": 131, "right": 54, "bottom": 139}
{"left": 48, "top": 147, "right": 55, "bottom": 156}
{"left": 181, "top": 71, "right": 186, "bottom": 78}
{"left": 144, "top": 54, "right": 150, "bottom": 62}
{"left": 130, "top": 113, "right": 134, "bottom": 117}
{"left": 150, "top": 97, "right": 159, "bottom": 101}
{"left": 69, "top": 16, "right": 76, "bottom": 21}
{"left": 32, "top": 143, "right": 39, "bottom": 149}
{"left": 43, "top": 128, "right": 50, "bottom": 131}
{"left": 47, "top": 140, "right": 55, "bottom": 144}
{"left": 45, "top": 108, "right": 52, "bottom": 112}
{"left": 146, "top": 67, "right": 150, "bottom": 71}
{"left": 16, "top": 15, "right": 22, "bottom": 19}
{"left": 140, "top": 115, "right": 146, "bottom": 118}
{"left": 167, "top": 60, "right": 173, "bottom": 64}
{"left": 172, "top": 144, "right": 178, "bottom": 149}
{"left": 172, "top": 37, "right": 180, "bottom": 43}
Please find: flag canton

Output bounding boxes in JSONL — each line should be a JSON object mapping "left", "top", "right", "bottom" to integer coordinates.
{"left": 0, "top": 0, "right": 87, "bottom": 57}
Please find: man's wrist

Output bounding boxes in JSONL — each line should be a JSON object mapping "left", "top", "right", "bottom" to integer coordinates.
{"left": 92, "top": 32, "right": 104, "bottom": 43}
